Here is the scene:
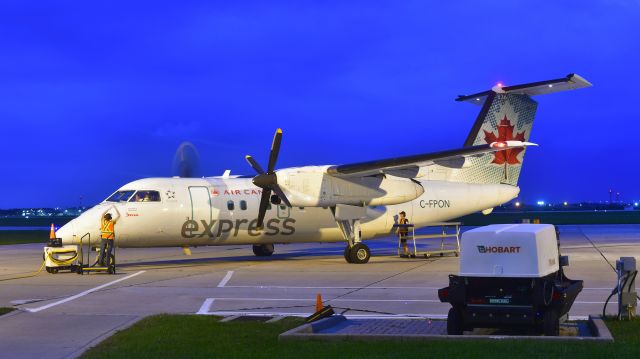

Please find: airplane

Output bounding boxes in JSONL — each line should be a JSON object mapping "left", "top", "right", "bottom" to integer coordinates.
{"left": 55, "top": 74, "right": 591, "bottom": 264}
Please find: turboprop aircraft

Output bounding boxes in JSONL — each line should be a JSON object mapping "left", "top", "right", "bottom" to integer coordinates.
{"left": 55, "top": 74, "right": 591, "bottom": 264}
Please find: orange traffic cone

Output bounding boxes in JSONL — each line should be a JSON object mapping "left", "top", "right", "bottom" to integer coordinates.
{"left": 49, "top": 223, "right": 56, "bottom": 240}
{"left": 315, "top": 293, "right": 323, "bottom": 312}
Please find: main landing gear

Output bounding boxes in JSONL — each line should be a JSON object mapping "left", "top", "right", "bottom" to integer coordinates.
{"left": 253, "top": 244, "right": 275, "bottom": 257}
{"left": 344, "top": 243, "right": 371, "bottom": 264}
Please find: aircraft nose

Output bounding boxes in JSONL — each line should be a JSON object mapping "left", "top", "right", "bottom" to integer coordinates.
{"left": 56, "top": 221, "right": 75, "bottom": 245}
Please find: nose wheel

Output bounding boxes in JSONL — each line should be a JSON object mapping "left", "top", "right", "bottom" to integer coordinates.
{"left": 344, "top": 243, "right": 370, "bottom": 264}
{"left": 253, "top": 244, "right": 274, "bottom": 257}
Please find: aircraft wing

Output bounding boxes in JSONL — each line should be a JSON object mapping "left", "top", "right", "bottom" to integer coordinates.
{"left": 326, "top": 141, "right": 536, "bottom": 178}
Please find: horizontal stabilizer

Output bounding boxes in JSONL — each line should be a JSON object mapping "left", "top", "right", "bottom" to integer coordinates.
{"left": 457, "top": 73, "right": 592, "bottom": 105}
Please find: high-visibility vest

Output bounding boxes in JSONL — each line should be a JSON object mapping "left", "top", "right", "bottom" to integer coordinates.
{"left": 101, "top": 218, "right": 115, "bottom": 240}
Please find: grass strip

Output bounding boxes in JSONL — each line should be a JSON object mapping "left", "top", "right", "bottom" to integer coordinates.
{"left": 0, "top": 231, "right": 48, "bottom": 245}
{"left": 0, "top": 307, "right": 15, "bottom": 316}
{"left": 81, "top": 315, "right": 640, "bottom": 359}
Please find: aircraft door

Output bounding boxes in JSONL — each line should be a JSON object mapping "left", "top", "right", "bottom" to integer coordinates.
{"left": 189, "top": 186, "right": 211, "bottom": 223}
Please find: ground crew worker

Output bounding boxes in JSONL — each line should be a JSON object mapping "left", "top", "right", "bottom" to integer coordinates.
{"left": 99, "top": 206, "right": 120, "bottom": 267}
{"left": 397, "top": 211, "right": 412, "bottom": 257}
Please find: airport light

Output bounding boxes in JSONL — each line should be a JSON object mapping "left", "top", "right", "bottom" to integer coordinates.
{"left": 537, "top": 201, "right": 545, "bottom": 206}
{"left": 635, "top": 202, "right": 639, "bottom": 207}
{"left": 563, "top": 201, "right": 568, "bottom": 206}
{"left": 515, "top": 202, "right": 521, "bottom": 207}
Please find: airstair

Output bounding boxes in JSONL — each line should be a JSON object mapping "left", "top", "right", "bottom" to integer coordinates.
{"left": 394, "top": 222, "right": 461, "bottom": 258}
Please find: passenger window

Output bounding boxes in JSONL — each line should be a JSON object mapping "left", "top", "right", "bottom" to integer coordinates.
{"left": 240, "top": 200, "right": 247, "bottom": 210}
{"left": 227, "top": 200, "right": 235, "bottom": 211}
{"left": 129, "top": 190, "right": 161, "bottom": 202}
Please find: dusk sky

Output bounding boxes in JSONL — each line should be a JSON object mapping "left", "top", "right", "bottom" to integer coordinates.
{"left": 1, "top": 1, "right": 639, "bottom": 208}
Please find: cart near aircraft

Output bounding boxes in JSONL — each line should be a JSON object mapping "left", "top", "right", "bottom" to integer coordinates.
{"left": 52, "top": 74, "right": 591, "bottom": 265}
{"left": 438, "top": 224, "right": 583, "bottom": 336}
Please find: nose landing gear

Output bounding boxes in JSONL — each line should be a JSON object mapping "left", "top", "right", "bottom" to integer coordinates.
{"left": 253, "top": 244, "right": 275, "bottom": 257}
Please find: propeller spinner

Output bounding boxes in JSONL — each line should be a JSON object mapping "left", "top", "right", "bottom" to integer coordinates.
{"left": 245, "top": 128, "right": 292, "bottom": 228}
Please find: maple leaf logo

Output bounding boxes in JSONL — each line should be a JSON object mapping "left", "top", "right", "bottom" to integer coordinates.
{"left": 483, "top": 115, "right": 526, "bottom": 165}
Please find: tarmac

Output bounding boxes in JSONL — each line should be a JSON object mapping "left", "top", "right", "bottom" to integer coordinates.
{"left": 0, "top": 224, "right": 639, "bottom": 358}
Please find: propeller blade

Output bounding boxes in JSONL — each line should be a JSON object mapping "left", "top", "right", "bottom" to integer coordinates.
{"left": 245, "top": 155, "right": 265, "bottom": 174}
{"left": 256, "top": 189, "right": 272, "bottom": 229}
{"left": 172, "top": 142, "right": 200, "bottom": 178}
{"left": 267, "top": 128, "right": 282, "bottom": 173}
{"left": 271, "top": 185, "right": 292, "bottom": 208}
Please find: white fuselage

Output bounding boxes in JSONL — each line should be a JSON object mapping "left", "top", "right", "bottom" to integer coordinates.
{"left": 56, "top": 177, "right": 518, "bottom": 248}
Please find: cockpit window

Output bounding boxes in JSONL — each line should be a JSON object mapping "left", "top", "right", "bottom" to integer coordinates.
{"left": 106, "top": 190, "right": 135, "bottom": 202}
{"left": 129, "top": 190, "right": 161, "bottom": 202}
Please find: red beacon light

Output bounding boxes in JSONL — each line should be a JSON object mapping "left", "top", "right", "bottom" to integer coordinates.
{"left": 491, "top": 141, "right": 507, "bottom": 148}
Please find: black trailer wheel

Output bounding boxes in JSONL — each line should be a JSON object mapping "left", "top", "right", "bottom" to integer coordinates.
{"left": 543, "top": 309, "right": 560, "bottom": 336}
{"left": 349, "top": 243, "right": 370, "bottom": 264}
{"left": 343, "top": 246, "right": 353, "bottom": 263}
{"left": 252, "top": 244, "right": 274, "bottom": 257}
{"left": 447, "top": 307, "right": 464, "bottom": 335}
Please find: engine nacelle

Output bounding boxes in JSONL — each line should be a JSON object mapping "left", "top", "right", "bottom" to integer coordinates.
{"left": 277, "top": 166, "right": 424, "bottom": 207}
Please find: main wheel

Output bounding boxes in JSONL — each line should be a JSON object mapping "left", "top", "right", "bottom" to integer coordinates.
{"left": 343, "top": 246, "right": 353, "bottom": 263}
{"left": 543, "top": 309, "right": 560, "bottom": 336}
{"left": 447, "top": 307, "right": 464, "bottom": 335}
{"left": 349, "top": 243, "right": 370, "bottom": 264}
{"left": 252, "top": 244, "right": 274, "bottom": 257}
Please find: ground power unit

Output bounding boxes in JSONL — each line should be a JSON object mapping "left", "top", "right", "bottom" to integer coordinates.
{"left": 43, "top": 238, "right": 80, "bottom": 274}
{"left": 438, "top": 224, "right": 583, "bottom": 336}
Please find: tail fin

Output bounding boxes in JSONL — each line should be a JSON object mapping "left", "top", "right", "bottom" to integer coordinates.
{"left": 450, "top": 74, "right": 591, "bottom": 186}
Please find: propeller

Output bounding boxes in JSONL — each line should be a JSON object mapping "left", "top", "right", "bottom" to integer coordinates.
{"left": 172, "top": 141, "right": 200, "bottom": 178}
{"left": 246, "top": 128, "right": 291, "bottom": 228}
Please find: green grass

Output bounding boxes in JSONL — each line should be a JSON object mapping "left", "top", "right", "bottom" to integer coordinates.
{"left": 0, "top": 230, "right": 48, "bottom": 245}
{"left": 81, "top": 315, "right": 640, "bottom": 359}
{"left": 457, "top": 211, "right": 640, "bottom": 226}
{"left": 0, "top": 216, "right": 76, "bottom": 227}
{"left": 0, "top": 307, "right": 15, "bottom": 316}
{"left": 0, "top": 216, "right": 75, "bottom": 245}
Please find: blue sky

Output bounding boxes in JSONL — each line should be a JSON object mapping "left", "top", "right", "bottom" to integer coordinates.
{"left": 1, "top": 1, "right": 639, "bottom": 208}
